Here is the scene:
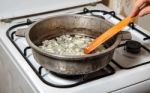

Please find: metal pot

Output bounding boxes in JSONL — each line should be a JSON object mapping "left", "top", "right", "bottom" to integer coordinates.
{"left": 25, "top": 14, "right": 131, "bottom": 75}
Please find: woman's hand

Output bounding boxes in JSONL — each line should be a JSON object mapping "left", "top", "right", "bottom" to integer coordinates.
{"left": 131, "top": 0, "right": 150, "bottom": 17}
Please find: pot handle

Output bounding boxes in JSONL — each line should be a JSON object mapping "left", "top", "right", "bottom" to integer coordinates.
{"left": 15, "top": 28, "right": 27, "bottom": 37}
{"left": 120, "top": 31, "right": 132, "bottom": 41}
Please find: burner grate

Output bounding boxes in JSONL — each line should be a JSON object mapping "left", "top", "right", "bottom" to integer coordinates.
{"left": 112, "top": 41, "right": 150, "bottom": 69}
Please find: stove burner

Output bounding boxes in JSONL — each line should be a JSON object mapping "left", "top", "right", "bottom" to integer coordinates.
{"left": 49, "top": 66, "right": 115, "bottom": 81}
{"left": 50, "top": 71, "right": 83, "bottom": 80}
{"left": 125, "top": 40, "right": 141, "bottom": 54}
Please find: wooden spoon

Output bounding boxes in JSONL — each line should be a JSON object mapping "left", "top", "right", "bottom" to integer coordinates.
{"left": 84, "top": 16, "right": 135, "bottom": 54}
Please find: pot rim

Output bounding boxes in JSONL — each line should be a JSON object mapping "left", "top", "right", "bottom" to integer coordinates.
{"left": 26, "top": 14, "right": 122, "bottom": 60}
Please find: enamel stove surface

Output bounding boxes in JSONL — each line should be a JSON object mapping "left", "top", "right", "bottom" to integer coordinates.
{"left": 0, "top": 3, "right": 150, "bottom": 93}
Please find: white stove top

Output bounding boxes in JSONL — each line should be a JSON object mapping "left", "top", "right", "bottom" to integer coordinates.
{"left": 0, "top": 3, "right": 150, "bottom": 93}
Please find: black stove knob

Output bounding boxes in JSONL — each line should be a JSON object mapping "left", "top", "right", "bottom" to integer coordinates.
{"left": 125, "top": 40, "right": 141, "bottom": 54}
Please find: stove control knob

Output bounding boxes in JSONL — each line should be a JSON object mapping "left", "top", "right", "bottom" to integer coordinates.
{"left": 125, "top": 40, "right": 141, "bottom": 54}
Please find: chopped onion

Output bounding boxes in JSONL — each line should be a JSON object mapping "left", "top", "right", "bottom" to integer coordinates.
{"left": 40, "top": 34, "right": 105, "bottom": 55}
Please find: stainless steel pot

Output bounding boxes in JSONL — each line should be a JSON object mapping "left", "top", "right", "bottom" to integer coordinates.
{"left": 25, "top": 14, "right": 131, "bottom": 75}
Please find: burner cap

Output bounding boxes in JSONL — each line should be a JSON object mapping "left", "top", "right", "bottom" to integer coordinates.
{"left": 125, "top": 40, "right": 141, "bottom": 54}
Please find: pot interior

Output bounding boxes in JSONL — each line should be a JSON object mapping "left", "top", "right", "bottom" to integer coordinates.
{"left": 28, "top": 15, "right": 117, "bottom": 54}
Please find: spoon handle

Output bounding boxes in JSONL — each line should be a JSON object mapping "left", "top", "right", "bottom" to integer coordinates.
{"left": 84, "top": 16, "right": 135, "bottom": 54}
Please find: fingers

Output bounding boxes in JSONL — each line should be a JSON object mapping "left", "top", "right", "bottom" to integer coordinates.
{"left": 139, "top": 6, "right": 150, "bottom": 16}
{"left": 130, "top": 7, "right": 140, "bottom": 17}
{"left": 131, "top": 0, "right": 149, "bottom": 17}
{"left": 134, "top": 0, "right": 148, "bottom": 9}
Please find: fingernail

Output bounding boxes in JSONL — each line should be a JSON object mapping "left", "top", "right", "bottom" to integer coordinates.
{"left": 139, "top": 14, "right": 143, "bottom": 17}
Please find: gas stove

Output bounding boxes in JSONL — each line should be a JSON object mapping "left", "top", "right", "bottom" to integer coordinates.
{"left": 0, "top": 2, "right": 150, "bottom": 93}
